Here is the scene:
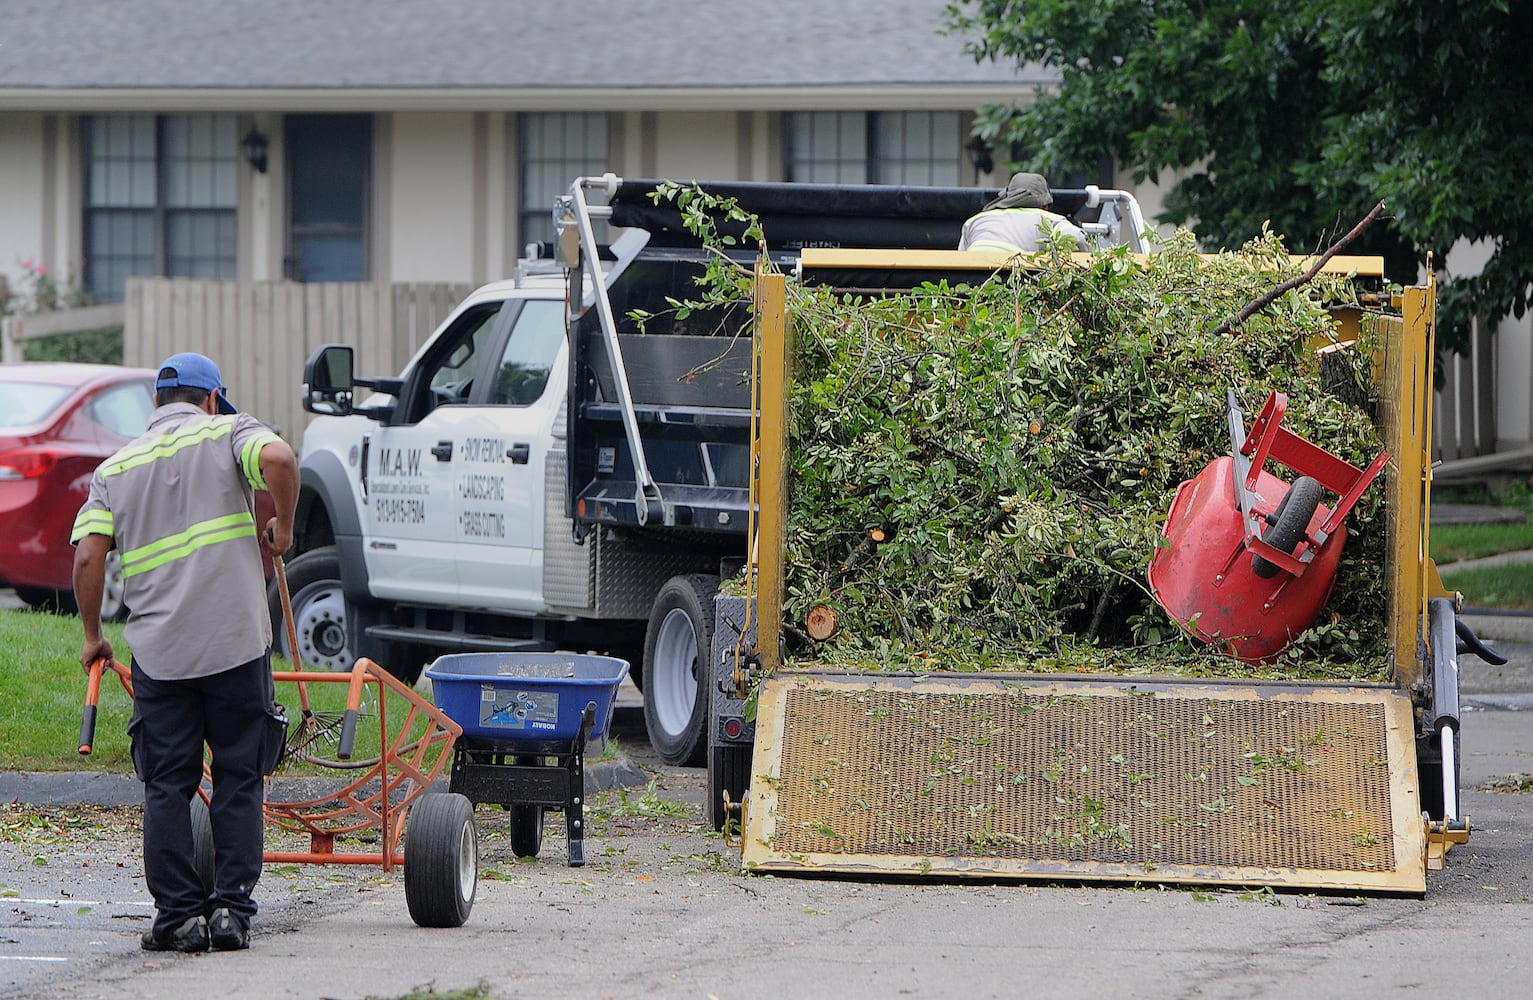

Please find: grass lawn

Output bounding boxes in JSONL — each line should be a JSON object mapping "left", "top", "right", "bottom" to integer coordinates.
{"left": 1431, "top": 518, "right": 1533, "bottom": 564}
{"left": 1439, "top": 563, "right": 1533, "bottom": 610}
{"left": 0, "top": 608, "right": 434, "bottom": 774}
{"left": 0, "top": 609, "right": 133, "bottom": 772}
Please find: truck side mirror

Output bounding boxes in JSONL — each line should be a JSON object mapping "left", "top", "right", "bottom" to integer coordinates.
{"left": 302, "top": 344, "right": 354, "bottom": 416}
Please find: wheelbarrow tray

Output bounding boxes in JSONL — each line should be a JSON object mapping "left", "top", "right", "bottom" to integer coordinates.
{"left": 426, "top": 652, "right": 629, "bottom": 744}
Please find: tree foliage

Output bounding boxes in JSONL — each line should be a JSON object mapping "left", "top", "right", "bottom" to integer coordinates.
{"left": 944, "top": 0, "right": 1533, "bottom": 348}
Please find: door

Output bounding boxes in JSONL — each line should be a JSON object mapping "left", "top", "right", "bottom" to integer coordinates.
{"left": 361, "top": 299, "right": 511, "bottom": 603}
{"left": 453, "top": 297, "right": 569, "bottom": 612}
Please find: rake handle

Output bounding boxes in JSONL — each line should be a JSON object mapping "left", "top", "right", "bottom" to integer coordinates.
{"left": 274, "top": 554, "right": 301, "bottom": 671}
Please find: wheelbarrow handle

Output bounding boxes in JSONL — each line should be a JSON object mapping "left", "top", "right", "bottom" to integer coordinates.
{"left": 79, "top": 657, "right": 107, "bottom": 755}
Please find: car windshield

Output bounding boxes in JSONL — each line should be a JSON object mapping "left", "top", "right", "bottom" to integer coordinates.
{"left": 0, "top": 382, "right": 72, "bottom": 428}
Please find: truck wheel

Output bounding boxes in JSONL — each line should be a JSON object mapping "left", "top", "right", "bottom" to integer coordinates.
{"left": 643, "top": 574, "right": 718, "bottom": 767}
{"left": 404, "top": 792, "right": 478, "bottom": 928}
{"left": 707, "top": 744, "right": 751, "bottom": 832}
{"left": 1252, "top": 476, "right": 1322, "bottom": 579}
{"left": 269, "top": 546, "right": 352, "bottom": 671}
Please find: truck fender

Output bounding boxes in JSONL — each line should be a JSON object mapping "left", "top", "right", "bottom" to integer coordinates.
{"left": 298, "top": 450, "right": 372, "bottom": 605}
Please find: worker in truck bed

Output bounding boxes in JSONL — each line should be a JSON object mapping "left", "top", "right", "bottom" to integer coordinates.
{"left": 958, "top": 171, "right": 1089, "bottom": 254}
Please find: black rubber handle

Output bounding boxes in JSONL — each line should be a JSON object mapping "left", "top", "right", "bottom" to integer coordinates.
{"left": 337, "top": 707, "right": 359, "bottom": 761}
{"left": 78, "top": 704, "right": 98, "bottom": 756}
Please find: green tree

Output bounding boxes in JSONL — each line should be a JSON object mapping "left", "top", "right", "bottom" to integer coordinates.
{"left": 944, "top": 0, "right": 1533, "bottom": 348}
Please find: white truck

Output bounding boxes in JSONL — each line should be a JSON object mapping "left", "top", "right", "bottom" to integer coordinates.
{"left": 281, "top": 174, "right": 1151, "bottom": 766}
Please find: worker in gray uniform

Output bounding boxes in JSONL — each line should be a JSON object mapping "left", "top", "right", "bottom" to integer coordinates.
{"left": 72, "top": 352, "right": 298, "bottom": 953}
{"left": 959, "top": 171, "right": 1089, "bottom": 253}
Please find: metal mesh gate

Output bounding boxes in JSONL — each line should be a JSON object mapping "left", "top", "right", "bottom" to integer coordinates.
{"left": 743, "top": 674, "right": 1425, "bottom": 893}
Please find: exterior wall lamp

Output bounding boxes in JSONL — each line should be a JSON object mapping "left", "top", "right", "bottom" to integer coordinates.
{"left": 242, "top": 128, "right": 269, "bottom": 174}
{"left": 966, "top": 135, "right": 994, "bottom": 178}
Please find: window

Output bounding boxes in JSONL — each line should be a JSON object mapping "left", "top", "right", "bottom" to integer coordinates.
{"left": 490, "top": 300, "right": 565, "bottom": 405}
{"left": 784, "top": 111, "right": 962, "bottom": 185}
{"left": 518, "top": 113, "right": 609, "bottom": 248}
{"left": 83, "top": 114, "right": 239, "bottom": 302}
{"left": 87, "top": 380, "right": 154, "bottom": 438}
{"left": 424, "top": 304, "right": 502, "bottom": 409}
{"left": 286, "top": 114, "right": 371, "bottom": 282}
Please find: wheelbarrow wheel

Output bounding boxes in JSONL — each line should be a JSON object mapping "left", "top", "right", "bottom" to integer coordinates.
{"left": 507, "top": 803, "right": 545, "bottom": 859}
{"left": 1252, "top": 476, "right": 1322, "bottom": 579}
{"left": 404, "top": 792, "right": 478, "bottom": 928}
{"left": 190, "top": 795, "right": 215, "bottom": 899}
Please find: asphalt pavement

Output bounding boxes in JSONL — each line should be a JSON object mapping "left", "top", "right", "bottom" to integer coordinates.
{"left": 4, "top": 590, "right": 1533, "bottom": 999}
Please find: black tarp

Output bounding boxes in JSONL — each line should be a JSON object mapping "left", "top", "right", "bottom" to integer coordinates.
{"left": 606, "top": 178, "right": 1093, "bottom": 252}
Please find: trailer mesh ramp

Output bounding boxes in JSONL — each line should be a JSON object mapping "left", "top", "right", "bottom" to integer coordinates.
{"left": 742, "top": 674, "right": 1425, "bottom": 893}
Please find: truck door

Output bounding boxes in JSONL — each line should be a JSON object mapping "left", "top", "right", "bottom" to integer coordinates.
{"left": 452, "top": 297, "right": 568, "bottom": 613}
{"left": 361, "top": 299, "right": 512, "bottom": 604}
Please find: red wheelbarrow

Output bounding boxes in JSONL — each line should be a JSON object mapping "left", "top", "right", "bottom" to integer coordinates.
{"left": 1148, "top": 389, "right": 1389, "bottom": 663}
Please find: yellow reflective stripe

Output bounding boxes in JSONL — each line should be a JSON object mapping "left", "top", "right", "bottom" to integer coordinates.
{"left": 120, "top": 512, "right": 256, "bottom": 578}
{"left": 101, "top": 417, "right": 236, "bottom": 478}
{"left": 240, "top": 432, "right": 281, "bottom": 490}
{"left": 966, "top": 239, "right": 1030, "bottom": 253}
{"left": 70, "top": 509, "right": 114, "bottom": 543}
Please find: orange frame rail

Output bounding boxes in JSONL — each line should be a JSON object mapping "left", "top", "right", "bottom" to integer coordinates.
{"left": 81, "top": 655, "right": 462, "bottom": 872}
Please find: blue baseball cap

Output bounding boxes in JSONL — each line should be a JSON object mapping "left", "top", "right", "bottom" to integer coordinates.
{"left": 156, "top": 352, "right": 236, "bottom": 413}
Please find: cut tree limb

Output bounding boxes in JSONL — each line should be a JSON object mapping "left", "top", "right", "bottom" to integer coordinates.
{"left": 1210, "top": 200, "right": 1387, "bottom": 337}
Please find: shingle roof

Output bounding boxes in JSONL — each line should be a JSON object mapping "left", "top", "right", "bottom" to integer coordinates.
{"left": 0, "top": 0, "right": 1043, "bottom": 95}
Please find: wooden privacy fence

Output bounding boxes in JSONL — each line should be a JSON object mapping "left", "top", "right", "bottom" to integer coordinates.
{"left": 123, "top": 279, "right": 470, "bottom": 443}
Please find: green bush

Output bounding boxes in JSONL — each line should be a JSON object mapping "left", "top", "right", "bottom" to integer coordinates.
{"left": 23, "top": 326, "right": 124, "bottom": 364}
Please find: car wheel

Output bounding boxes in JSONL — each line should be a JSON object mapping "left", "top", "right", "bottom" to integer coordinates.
{"left": 98, "top": 549, "right": 128, "bottom": 622}
{"left": 15, "top": 587, "right": 68, "bottom": 613}
{"left": 642, "top": 574, "right": 718, "bottom": 767}
{"left": 270, "top": 546, "right": 352, "bottom": 671}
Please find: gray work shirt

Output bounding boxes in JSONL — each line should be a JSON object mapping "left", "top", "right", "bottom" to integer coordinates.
{"left": 958, "top": 207, "right": 1089, "bottom": 253}
{"left": 72, "top": 403, "right": 283, "bottom": 680}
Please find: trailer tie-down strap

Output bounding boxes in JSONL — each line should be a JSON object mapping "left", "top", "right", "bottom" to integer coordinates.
{"left": 743, "top": 673, "right": 1425, "bottom": 894}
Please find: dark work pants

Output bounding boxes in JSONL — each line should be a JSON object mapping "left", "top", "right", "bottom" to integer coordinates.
{"left": 129, "top": 653, "right": 272, "bottom": 937}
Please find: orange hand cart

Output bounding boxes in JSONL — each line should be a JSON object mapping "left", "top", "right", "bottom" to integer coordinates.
{"left": 78, "top": 558, "right": 479, "bottom": 928}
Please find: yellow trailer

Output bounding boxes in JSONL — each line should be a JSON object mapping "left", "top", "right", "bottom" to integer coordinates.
{"left": 721, "top": 250, "right": 1474, "bottom": 895}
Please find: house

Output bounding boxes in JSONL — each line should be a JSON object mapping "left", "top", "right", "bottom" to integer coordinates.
{"left": 1, "top": 0, "right": 1524, "bottom": 469}
{"left": 0, "top": 0, "right": 1140, "bottom": 300}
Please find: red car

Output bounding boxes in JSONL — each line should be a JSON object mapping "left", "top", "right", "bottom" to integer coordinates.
{"left": 0, "top": 362, "right": 275, "bottom": 618}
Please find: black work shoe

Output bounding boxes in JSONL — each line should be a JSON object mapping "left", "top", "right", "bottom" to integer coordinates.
{"left": 141, "top": 915, "right": 209, "bottom": 953}
{"left": 208, "top": 908, "right": 249, "bottom": 951}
